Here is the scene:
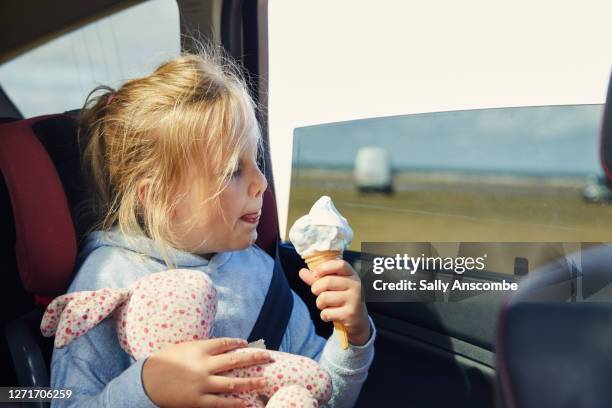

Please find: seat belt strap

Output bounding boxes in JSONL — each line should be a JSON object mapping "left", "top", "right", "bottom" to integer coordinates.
{"left": 247, "top": 242, "right": 294, "bottom": 350}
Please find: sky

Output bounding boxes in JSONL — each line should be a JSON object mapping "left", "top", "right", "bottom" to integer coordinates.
{"left": 292, "top": 104, "right": 604, "bottom": 176}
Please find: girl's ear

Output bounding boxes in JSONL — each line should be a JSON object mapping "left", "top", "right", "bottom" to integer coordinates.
{"left": 137, "top": 178, "right": 152, "bottom": 210}
{"left": 41, "top": 288, "right": 131, "bottom": 348}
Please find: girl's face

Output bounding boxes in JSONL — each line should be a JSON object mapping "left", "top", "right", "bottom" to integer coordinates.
{"left": 171, "top": 135, "right": 268, "bottom": 257}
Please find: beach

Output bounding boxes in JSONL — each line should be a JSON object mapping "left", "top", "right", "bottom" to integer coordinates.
{"left": 287, "top": 168, "right": 612, "bottom": 246}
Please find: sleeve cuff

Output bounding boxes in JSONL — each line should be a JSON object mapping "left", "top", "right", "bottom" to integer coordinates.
{"left": 106, "top": 358, "right": 158, "bottom": 408}
{"left": 348, "top": 315, "right": 376, "bottom": 350}
{"left": 320, "top": 315, "right": 376, "bottom": 374}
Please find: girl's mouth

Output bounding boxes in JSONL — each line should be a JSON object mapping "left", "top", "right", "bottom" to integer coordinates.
{"left": 240, "top": 212, "right": 260, "bottom": 224}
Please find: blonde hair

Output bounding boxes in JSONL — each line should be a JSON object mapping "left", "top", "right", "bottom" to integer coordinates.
{"left": 79, "top": 47, "right": 261, "bottom": 267}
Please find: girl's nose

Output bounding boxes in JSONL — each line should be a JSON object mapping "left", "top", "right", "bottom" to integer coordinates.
{"left": 250, "top": 165, "right": 268, "bottom": 198}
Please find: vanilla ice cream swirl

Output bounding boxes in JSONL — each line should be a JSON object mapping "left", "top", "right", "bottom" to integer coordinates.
{"left": 289, "top": 196, "right": 353, "bottom": 257}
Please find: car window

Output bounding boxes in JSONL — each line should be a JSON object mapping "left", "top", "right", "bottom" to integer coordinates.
{"left": 0, "top": 0, "right": 179, "bottom": 117}
{"left": 288, "top": 104, "right": 608, "bottom": 273}
{"left": 268, "top": 1, "right": 612, "bottom": 240}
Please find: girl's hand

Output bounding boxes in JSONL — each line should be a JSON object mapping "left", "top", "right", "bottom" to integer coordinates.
{"left": 142, "top": 338, "right": 271, "bottom": 408}
{"left": 299, "top": 260, "right": 371, "bottom": 346}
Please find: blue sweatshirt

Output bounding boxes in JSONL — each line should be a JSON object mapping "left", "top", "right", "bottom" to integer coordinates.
{"left": 49, "top": 229, "right": 375, "bottom": 407}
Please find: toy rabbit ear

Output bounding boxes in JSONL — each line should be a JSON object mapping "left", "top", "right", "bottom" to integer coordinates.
{"left": 41, "top": 288, "right": 131, "bottom": 348}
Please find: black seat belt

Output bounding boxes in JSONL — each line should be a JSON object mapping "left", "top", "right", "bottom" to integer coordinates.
{"left": 247, "top": 242, "right": 294, "bottom": 350}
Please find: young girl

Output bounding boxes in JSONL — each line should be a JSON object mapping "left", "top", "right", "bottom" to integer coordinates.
{"left": 51, "top": 49, "right": 375, "bottom": 408}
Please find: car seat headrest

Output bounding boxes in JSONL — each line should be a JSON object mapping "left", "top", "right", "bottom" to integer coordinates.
{"left": 0, "top": 115, "right": 77, "bottom": 296}
{"left": 0, "top": 113, "right": 280, "bottom": 299}
{"left": 256, "top": 188, "right": 279, "bottom": 257}
{"left": 0, "top": 110, "right": 278, "bottom": 302}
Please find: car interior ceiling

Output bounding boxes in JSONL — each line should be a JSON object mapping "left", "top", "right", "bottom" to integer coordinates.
{"left": 1, "top": 0, "right": 146, "bottom": 65}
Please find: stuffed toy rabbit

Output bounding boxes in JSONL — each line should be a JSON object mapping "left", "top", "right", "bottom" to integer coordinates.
{"left": 41, "top": 269, "right": 332, "bottom": 407}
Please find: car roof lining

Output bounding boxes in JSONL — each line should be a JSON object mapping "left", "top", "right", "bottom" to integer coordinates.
{"left": 1, "top": 0, "right": 146, "bottom": 64}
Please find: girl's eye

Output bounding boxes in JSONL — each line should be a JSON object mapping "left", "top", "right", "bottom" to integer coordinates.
{"left": 231, "top": 166, "right": 242, "bottom": 179}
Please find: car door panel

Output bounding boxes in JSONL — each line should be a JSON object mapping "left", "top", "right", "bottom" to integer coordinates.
{"left": 279, "top": 243, "right": 499, "bottom": 407}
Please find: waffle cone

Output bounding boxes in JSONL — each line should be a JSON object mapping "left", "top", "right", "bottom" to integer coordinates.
{"left": 302, "top": 250, "right": 349, "bottom": 350}
{"left": 303, "top": 250, "right": 343, "bottom": 270}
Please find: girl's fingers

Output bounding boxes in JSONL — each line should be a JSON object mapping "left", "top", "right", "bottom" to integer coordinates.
{"left": 207, "top": 376, "right": 267, "bottom": 394}
{"left": 201, "top": 338, "right": 248, "bottom": 355}
{"left": 311, "top": 260, "right": 354, "bottom": 279}
{"left": 299, "top": 268, "right": 317, "bottom": 286}
{"left": 315, "top": 291, "right": 345, "bottom": 310}
{"left": 198, "top": 394, "right": 245, "bottom": 408}
{"left": 208, "top": 350, "right": 272, "bottom": 374}
{"left": 311, "top": 276, "right": 353, "bottom": 296}
{"left": 320, "top": 306, "right": 350, "bottom": 323}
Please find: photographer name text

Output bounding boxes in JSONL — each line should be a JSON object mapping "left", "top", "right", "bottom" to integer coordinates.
{"left": 372, "top": 278, "right": 518, "bottom": 292}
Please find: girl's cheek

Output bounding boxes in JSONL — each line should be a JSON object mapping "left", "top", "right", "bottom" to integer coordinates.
{"left": 224, "top": 181, "right": 243, "bottom": 196}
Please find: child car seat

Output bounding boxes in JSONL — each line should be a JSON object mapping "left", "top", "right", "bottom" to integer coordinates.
{"left": 0, "top": 113, "right": 280, "bottom": 396}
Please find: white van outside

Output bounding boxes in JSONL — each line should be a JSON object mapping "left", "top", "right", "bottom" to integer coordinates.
{"left": 354, "top": 146, "right": 393, "bottom": 193}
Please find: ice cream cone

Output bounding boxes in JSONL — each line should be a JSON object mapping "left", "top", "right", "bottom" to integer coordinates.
{"left": 304, "top": 250, "right": 350, "bottom": 350}
{"left": 303, "top": 250, "right": 342, "bottom": 269}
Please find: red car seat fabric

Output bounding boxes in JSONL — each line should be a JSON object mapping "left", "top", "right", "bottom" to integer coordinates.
{"left": 0, "top": 115, "right": 77, "bottom": 297}
{"left": 258, "top": 187, "right": 279, "bottom": 257}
